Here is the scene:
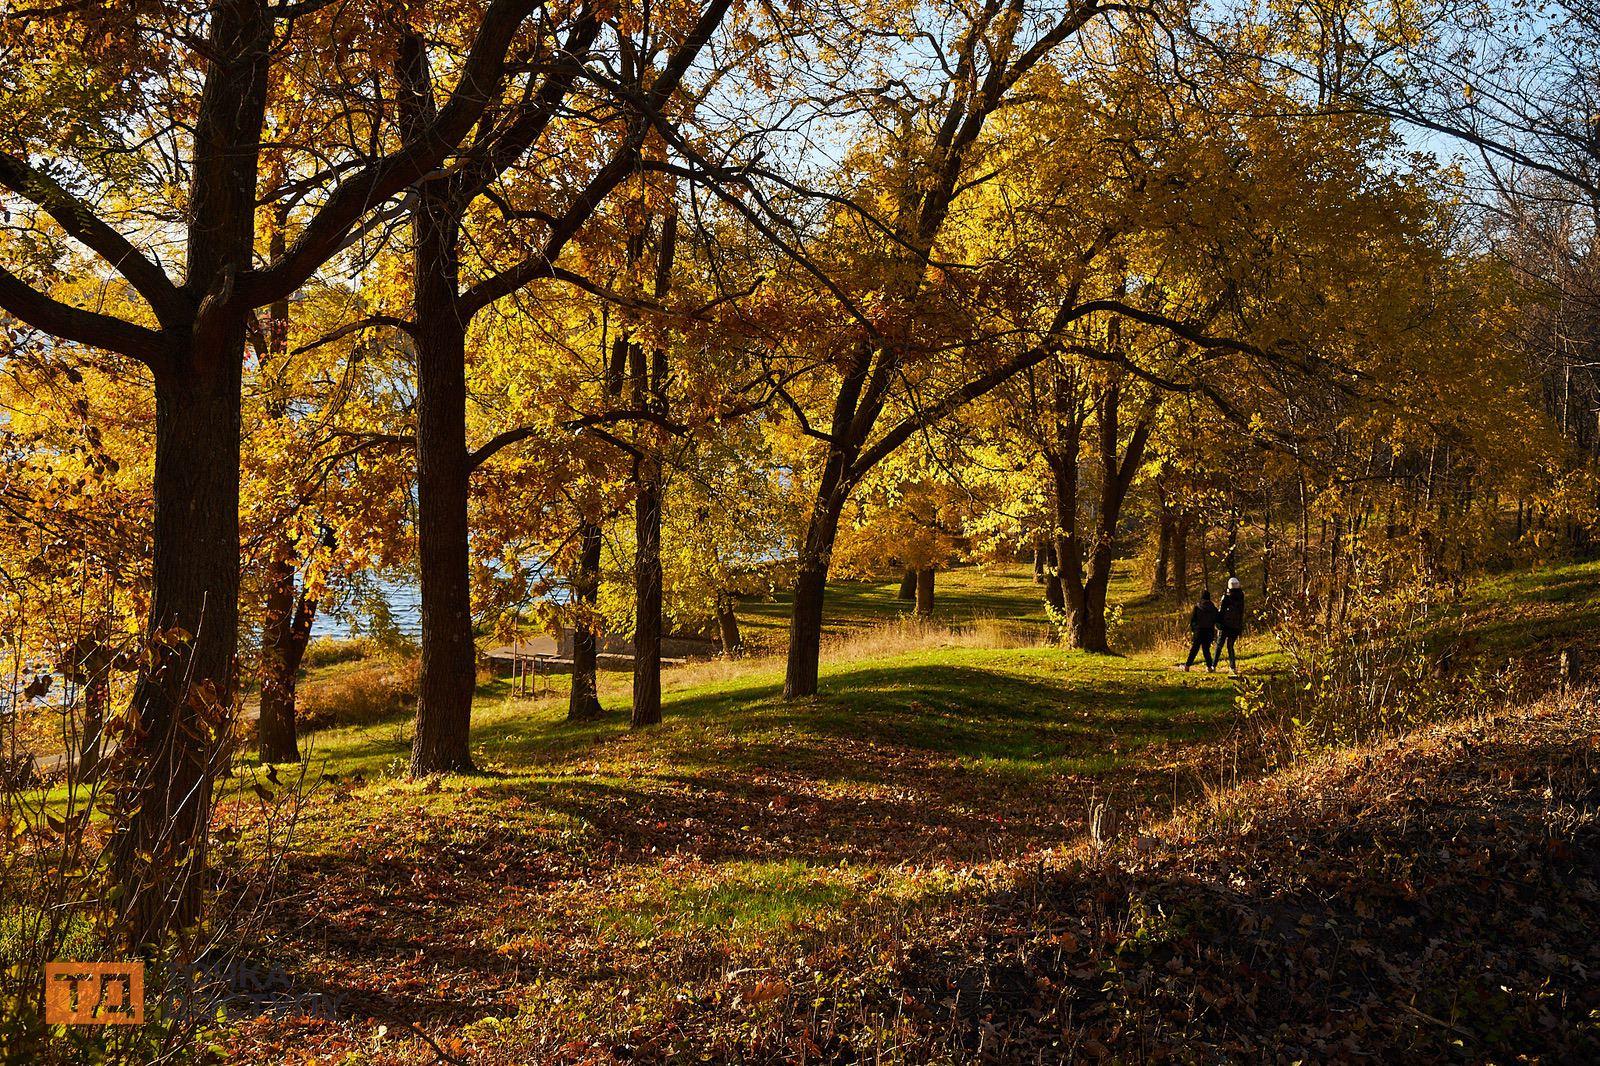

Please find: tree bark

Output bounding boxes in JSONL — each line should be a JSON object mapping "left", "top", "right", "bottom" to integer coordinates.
{"left": 915, "top": 568, "right": 935, "bottom": 617}
{"left": 1048, "top": 365, "right": 1086, "bottom": 637}
{"left": 60, "top": 633, "right": 113, "bottom": 784}
{"left": 111, "top": 0, "right": 272, "bottom": 948}
{"left": 1173, "top": 515, "right": 1190, "bottom": 598}
{"left": 629, "top": 209, "right": 675, "bottom": 729}
{"left": 256, "top": 207, "right": 309, "bottom": 766}
{"left": 567, "top": 521, "right": 604, "bottom": 721}
{"left": 258, "top": 547, "right": 313, "bottom": 764}
{"left": 631, "top": 459, "right": 663, "bottom": 728}
{"left": 715, "top": 591, "right": 742, "bottom": 656}
{"left": 785, "top": 484, "right": 847, "bottom": 698}
{"left": 407, "top": 204, "right": 476, "bottom": 772}
{"left": 404, "top": 39, "right": 476, "bottom": 775}
{"left": 1068, "top": 377, "right": 1155, "bottom": 653}
{"left": 1152, "top": 509, "right": 1172, "bottom": 594}
{"left": 1042, "top": 542, "right": 1065, "bottom": 611}
{"left": 897, "top": 568, "right": 917, "bottom": 600}
{"left": 115, "top": 358, "right": 244, "bottom": 948}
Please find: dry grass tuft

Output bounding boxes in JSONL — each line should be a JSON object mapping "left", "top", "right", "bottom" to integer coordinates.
{"left": 299, "top": 659, "right": 417, "bottom": 729}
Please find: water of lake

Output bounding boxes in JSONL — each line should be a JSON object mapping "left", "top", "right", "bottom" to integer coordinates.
{"left": 310, "top": 576, "right": 422, "bottom": 640}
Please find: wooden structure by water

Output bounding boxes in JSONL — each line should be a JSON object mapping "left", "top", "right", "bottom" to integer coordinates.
{"left": 483, "top": 632, "right": 703, "bottom": 696}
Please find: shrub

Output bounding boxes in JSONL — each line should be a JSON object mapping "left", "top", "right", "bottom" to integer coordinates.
{"left": 299, "top": 660, "right": 417, "bottom": 730}
{"left": 301, "top": 636, "right": 376, "bottom": 670}
{"left": 1237, "top": 583, "right": 1508, "bottom": 761}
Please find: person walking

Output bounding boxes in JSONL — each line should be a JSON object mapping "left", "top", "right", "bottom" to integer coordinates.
{"left": 1215, "top": 576, "right": 1245, "bottom": 673}
{"left": 1185, "top": 590, "right": 1218, "bottom": 672}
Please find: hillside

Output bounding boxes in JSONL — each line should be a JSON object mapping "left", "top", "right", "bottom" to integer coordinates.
{"left": 207, "top": 563, "right": 1599, "bottom": 1063}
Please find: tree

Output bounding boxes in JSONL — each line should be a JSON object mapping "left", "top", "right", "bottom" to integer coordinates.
{"left": 0, "top": 0, "right": 544, "bottom": 943}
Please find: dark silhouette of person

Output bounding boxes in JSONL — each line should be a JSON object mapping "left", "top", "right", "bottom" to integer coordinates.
{"left": 1185, "top": 590, "right": 1218, "bottom": 672}
{"left": 1215, "top": 576, "right": 1245, "bottom": 673}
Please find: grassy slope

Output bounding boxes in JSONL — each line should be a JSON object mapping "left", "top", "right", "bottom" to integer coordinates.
{"left": 217, "top": 563, "right": 1253, "bottom": 1061}
{"left": 217, "top": 561, "right": 1591, "bottom": 1062}
{"left": 732, "top": 563, "right": 1060, "bottom": 647}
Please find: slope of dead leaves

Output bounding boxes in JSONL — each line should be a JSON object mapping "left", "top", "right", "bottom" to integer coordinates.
{"left": 871, "top": 692, "right": 1600, "bottom": 1063}
{"left": 220, "top": 688, "right": 1598, "bottom": 1063}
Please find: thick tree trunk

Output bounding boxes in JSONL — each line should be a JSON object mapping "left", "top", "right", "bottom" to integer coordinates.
{"left": 1032, "top": 542, "right": 1046, "bottom": 584}
{"left": 110, "top": 0, "right": 273, "bottom": 948}
{"left": 715, "top": 592, "right": 742, "bottom": 657}
{"left": 408, "top": 177, "right": 476, "bottom": 774}
{"left": 1069, "top": 379, "right": 1154, "bottom": 654}
{"left": 785, "top": 491, "right": 848, "bottom": 698}
{"left": 914, "top": 568, "right": 935, "bottom": 616}
{"left": 786, "top": 553, "right": 829, "bottom": 698}
{"left": 567, "top": 521, "right": 604, "bottom": 721}
{"left": 631, "top": 459, "right": 663, "bottom": 728}
{"left": 629, "top": 210, "right": 674, "bottom": 729}
{"left": 897, "top": 568, "right": 917, "bottom": 600}
{"left": 116, "top": 360, "right": 244, "bottom": 948}
{"left": 258, "top": 547, "right": 313, "bottom": 764}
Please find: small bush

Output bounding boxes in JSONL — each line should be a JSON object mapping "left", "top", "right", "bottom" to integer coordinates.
{"left": 1238, "top": 583, "right": 1508, "bottom": 761}
{"left": 299, "top": 660, "right": 417, "bottom": 730}
{"left": 302, "top": 637, "right": 377, "bottom": 670}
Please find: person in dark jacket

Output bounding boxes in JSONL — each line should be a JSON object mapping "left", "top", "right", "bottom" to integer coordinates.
{"left": 1185, "top": 590, "right": 1218, "bottom": 671}
{"left": 1215, "top": 576, "right": 1245, "bottom": 673}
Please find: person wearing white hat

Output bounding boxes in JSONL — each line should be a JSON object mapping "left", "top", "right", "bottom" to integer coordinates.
{"left": 1215, "top": 576, "right": 1245, "bottom": 673}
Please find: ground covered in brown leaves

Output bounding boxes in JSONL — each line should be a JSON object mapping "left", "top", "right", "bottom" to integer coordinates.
{"left": 890, "top": 694, "right": 1600, "bottom": 1063}
{"left": 220, "top": 671, "right": 1598, "bottom": 1063}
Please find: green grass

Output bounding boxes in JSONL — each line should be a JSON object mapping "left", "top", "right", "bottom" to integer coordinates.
{"left": 295, "top": 642, "right": 1242, "bottom": 784}
{"left": 1455, "top": 559, "right": 1600, "bottom": 658}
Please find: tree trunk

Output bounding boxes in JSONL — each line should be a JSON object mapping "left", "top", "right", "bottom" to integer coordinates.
{"left": 62, "top": 634, "right": 113, "bottom": 784}
{"left": 1041, "top": 542, "right": 1065, "bottom": 611}
{"left": 1173, "top": 515, "right": 1190, "bottom": 598}
{"left": 1152, "top": 509, "right": 1172, "bottom": 594}
{"left": 567, "top": 521, "right": 604, "bottom": 721}
{"left": 629, "top": 209, "right": 674, "bottom": 729}
{"left": 1069, "top": 379, "right": 1154, "bottom": 654}
{"left": 1048, "top": 370, "right": 1086, "bottom": 640}
{"left": 115, "top": 360, "right": 244, "bottom": 948}
{"left": 715, "top": 592, "right": 742, "bottom": 657}
{"left": 258, "top": 546, "right": 313, "bottom": 764}
{"left": 897, "top": 568, "right": 917, "bottom": 600}
{"left": 256, "top": 206, "right": 309, "bottom": 767}
{"left": 1225, "top": 505, "right": 1240, "bottom": 577}
{"left": 408, "top": 176, "right": 476, "bottom": 774}
{"left": 1032, "top": 541, "right": 1046, "bottom": 584}
{"left": 80, "top": 671, "right": 109, "bottom": 784}
{"left": 1261, "top": 490, "right": 1273, "bottom": 597}
{"left": 784, "top": 491, "right": 849, "bottom": 699}
{"left": 915, "top": 568, "right": 935, "bottom": 616}
{"left": 631, "top": 459, "right": 663, "bottom": 728}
